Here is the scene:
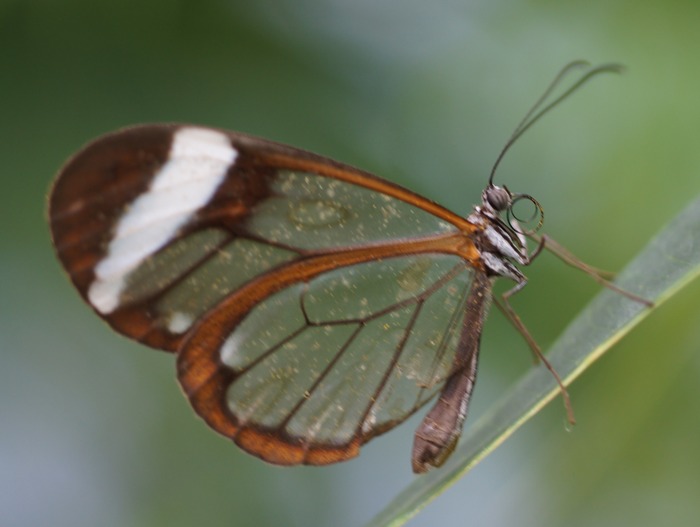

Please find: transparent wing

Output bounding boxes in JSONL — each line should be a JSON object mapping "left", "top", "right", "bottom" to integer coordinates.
{"left": 48, "top": 125, "right": 469, "bottom": 352}
{"left": 49, "top": 124, "right": 488, "bottom": 467}
{"left": 179, "top": 253, "right": 477, "bottom": 466}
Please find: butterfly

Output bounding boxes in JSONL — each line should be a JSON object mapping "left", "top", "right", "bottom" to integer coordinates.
{"left": 48, "top": 61, "right": 648, "bottom": 473}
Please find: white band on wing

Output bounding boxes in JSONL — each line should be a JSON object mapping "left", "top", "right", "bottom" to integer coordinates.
{"left": 88, "top": 127, "right": 237, "bottom": 314}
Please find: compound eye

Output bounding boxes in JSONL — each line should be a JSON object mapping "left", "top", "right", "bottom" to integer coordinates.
{"left": 485, "top": 186, "right": 511, "bottom": 211}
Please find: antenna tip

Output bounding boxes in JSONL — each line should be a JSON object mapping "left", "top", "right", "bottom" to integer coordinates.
{"left": 593, "top": 62, "right": 626, "bottom": 75}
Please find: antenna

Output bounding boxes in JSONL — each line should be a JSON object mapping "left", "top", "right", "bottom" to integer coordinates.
{"left": 487, "top": 61, "right": 623, "bottom": 186}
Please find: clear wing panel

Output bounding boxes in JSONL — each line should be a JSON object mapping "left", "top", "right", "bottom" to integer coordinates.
{"left": 121, "top": 228, "right": 229, "bottom": 305}
{"left": 119, "top": 231, "right": 297, "bottom": 335}
{"left": 244, "top": 171, "right": 457, "bottom": 250}
{"left": 220, "top": 285, "right": 308, "bottom": 371}
{"left": 48, "top": 125, "right": 465, "bottom": 353}
{"left": 86, "top": 169, "right": 458, "bottom": 344}
{"left": 363, "top": 272, "right": 472, "bottom": 432}
{"left": 285, "top": 307, "right": 414, "bottom": 443}
{"left": 303, "top": 255, "right": 458, "bottom": 321}
{"left": 219, "top": 253, "right": 475, "bottom": 447}
{"left": 227, "top": 323, "right": 357, "bottom": 428}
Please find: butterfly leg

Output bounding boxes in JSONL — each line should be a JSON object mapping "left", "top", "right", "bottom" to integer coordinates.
{"left": 497, "top": 275, "right": 576, "bottom": 425}
{"left": 531, "top": 234, "right": 653, "bottom": 307}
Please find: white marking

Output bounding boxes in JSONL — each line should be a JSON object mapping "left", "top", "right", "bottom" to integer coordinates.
{"left": 483, "top": 224, "right": 525, "bottom": 263}
{"left": 88, "top": 127, "right": 237, "bottom": 314}
{"left": 361, "top": 408, "right": 377, "bottom": 434}
{"left": 220, "top": 327, "right": 264, "bottom": 370}
{"left": 220, "top": 332, "right": 244, "bottom": 367}
{"left": 481, "top": 252, "right": 523, "bottom": 283}
{"left": 167, "top": 311, "right": 194, "bottom": 334}
{"left": 481, "top": 252, "right": 511, "bottom": 276}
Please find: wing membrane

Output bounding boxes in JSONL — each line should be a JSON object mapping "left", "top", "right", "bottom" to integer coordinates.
{"left": 48, "top": 125, "right": 470, "bottom": 351}
{"left": 49, "top": 124, "right": 484, "bottom": 466}
{"left": 180, "top": 254, "right": 475, "bottom": 465}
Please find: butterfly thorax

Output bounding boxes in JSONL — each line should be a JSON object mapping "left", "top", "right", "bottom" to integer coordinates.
{"left": 467, "top": 185, "right": 530, "bottom": 283}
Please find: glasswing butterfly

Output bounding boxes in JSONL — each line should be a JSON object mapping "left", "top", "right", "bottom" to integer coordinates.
{"left": 47, "top": 61, "right": 650, "bottom": 473}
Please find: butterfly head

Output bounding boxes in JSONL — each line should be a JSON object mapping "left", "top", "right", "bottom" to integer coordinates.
{"left": 482, "top": 184, "right": 512, "bottom": 213}
{"left": 482, "top": 183, "right": 544, "bottom": 236}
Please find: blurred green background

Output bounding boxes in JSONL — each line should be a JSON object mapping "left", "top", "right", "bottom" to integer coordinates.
{"left": 2, "top": 1, "right": 699, "bottom": 526}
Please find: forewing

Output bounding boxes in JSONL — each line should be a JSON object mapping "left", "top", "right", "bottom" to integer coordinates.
{"left": 48, "top": 124, "right": 469, "bottom": 351}
{"left": 178, "top": 254, "right": 475, "bottom": 465}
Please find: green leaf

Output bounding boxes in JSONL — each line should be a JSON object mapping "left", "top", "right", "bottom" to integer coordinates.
{"left": 365, "top": 196, "right": 700, "bottom": 527}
